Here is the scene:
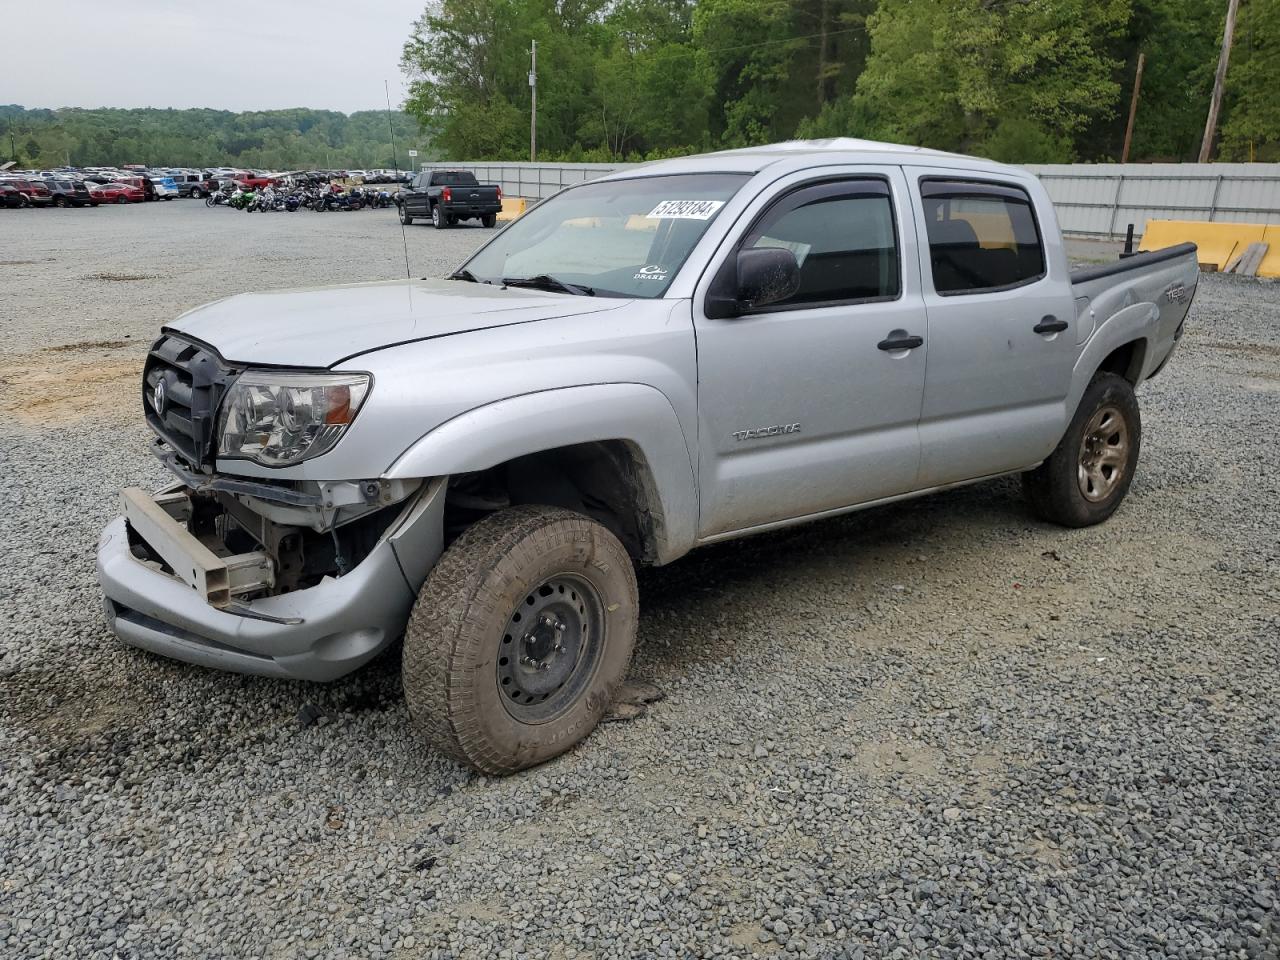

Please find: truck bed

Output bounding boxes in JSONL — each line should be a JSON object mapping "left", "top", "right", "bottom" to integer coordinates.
{"left": 1070, "top": 242, "right": 1199, "bottom": 382}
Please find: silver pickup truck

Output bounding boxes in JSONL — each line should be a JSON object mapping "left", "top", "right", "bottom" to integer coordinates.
{"left": 97, "top": 139, "right": 1198, "bottom": 773}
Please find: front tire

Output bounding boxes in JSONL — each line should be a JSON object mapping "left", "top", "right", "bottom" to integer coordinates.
{"left": 399, "top": 203, "right": 413, "bottom": 225}
{"left": 403, "top": 506, "right": 638, "bottom": 774}
{"left": 1023, "top": 372, "right": 1141, "bottom": 527}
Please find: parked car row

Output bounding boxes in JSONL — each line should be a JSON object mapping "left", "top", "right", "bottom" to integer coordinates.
{"left": 2, "top": 162, "right": 417, "bottom": 212}
{"left": 0, "top": 175, "right": 150, "bottom": 208}
{"left": 0, "top": 164, "right": 412, "bottom": 209}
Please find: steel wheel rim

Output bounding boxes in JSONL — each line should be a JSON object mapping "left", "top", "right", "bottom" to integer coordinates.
{"left": 497, "top": 574, "right": 605, "bottom": 723}
{"left": 1077, "top": 404, "right": 1129, "bottom": 502}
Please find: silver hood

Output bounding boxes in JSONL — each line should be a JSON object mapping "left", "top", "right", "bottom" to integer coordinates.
{"left": 167, "top": 278, "right": 624, "bottom": 368}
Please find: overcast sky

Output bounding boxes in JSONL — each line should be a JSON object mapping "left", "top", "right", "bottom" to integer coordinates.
{"left": 3, "top": 0, "right": 426, "bottom": 113}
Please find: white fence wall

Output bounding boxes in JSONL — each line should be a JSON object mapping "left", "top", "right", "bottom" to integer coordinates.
{"left": 421, "top": 160, "right": 1280, "bottom": 240}
{"left": 1031, "top": 163, "right": 1280, "bottom": 238}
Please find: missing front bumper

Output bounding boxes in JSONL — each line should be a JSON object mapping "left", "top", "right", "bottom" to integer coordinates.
{"left": 120, "top": 486, "right": 275, "bottom": 608}
{"left": 97, "top": 478, "right": 447, "bottom": 682}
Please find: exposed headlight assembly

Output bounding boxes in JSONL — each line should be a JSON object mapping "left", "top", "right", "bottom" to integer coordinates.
{"left": 217, "top": 372, "right": 370, "bottom": 467}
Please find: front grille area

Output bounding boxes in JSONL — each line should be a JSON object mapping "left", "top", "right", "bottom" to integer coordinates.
{"left": 143, "top": 334, "right": 239, "bottom": 467}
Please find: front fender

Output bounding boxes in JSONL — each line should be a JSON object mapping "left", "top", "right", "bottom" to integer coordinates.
{"left": 383, "top": 383, "right": 698, "bottom": 563}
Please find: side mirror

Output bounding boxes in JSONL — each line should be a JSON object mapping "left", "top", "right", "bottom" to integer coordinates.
{"left": 703, "top": 246, "right": 803, "bottom": 319}
{"left": 736, "top": 247, "right": 801, "bottom": 310}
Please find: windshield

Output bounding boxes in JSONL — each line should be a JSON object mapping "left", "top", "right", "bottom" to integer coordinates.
{"left": 461, "top": 173, "right": 749, "bottom": 298}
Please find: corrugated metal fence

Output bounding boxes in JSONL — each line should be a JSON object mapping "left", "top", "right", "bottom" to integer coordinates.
{"left": 421, "top": 160, "right": 1280, "bottom": 240}
{"left": 1031, "top": 163, "right": 1280, "bottom": 238}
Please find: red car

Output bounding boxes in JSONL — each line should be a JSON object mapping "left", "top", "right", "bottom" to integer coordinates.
{"left": 90, "top": 182, "right": 145, "bottom": 204}
{"left": 0, "top": 178, "right": 53, "bottom": 206}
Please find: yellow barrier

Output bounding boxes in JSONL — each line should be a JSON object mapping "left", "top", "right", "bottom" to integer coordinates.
{"left": 1261, "top": 226, "right": 1280, "bottom": 278}
{"left": 1140, "top": 219, "right": 1279, "bottom": 277}
{"left": 497, "top": 197, "right": 527, "bottom": 221}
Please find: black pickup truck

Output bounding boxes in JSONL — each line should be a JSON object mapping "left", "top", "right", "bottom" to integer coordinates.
{"left": 398, "top": 170, "right": 502, "bottom": 229}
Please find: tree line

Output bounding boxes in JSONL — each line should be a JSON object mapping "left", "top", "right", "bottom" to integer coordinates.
{"left": 401, "top": 0, "right": 1278, "bottom": 164}
{"left": 0, "top": 106, "right": 422, "bottom": 170}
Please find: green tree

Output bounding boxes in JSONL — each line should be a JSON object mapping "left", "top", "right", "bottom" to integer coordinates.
{"left": 799, "top": 0, "right": 1132, "bottom": 161}
{"left": 0, "top": 105, "right": 419, "bottom": 169}
{"left": 1219, "top": 0, "right": 1280, "bottom": 160}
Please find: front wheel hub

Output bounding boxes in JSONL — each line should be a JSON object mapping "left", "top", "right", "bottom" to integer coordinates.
{"left": 497, "top": 575, "right": 603, "bottom": 721}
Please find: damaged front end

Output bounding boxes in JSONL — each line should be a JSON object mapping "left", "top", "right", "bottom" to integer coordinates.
{"left": 139, "top": 441, "right": 425, "bottom": 606}
{"left": 99, "top": 458, "right": 445, "bottom": 681}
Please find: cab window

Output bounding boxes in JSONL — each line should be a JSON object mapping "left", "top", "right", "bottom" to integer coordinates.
{"left": 920, "top": 180, "right": 1045, "bottom": 295}
{"left": 738, "top": 178, "right": 900, "bottom": 309}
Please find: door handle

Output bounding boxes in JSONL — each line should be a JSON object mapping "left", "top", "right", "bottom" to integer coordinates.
{"left": 1034, "top": 316, "right": 1069, "bottom": 335}
{"left": 877, "top": 334, "right": 924, "bottom": 351}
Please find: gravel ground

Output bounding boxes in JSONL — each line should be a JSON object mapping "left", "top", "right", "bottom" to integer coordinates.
{"left": 1, "top": 202, "right": 1277, "bottom": 960}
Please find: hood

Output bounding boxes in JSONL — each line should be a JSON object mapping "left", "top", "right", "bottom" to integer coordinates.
{"left": 167, "top": 278, "right": 624, "bottom": 368}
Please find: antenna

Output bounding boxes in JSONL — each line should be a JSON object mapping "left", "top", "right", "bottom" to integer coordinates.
{"left": 385, "top": 79, "right": 414, "bottom": 300}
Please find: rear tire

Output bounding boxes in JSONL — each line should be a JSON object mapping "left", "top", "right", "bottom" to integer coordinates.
{"left": 1023, "top": 372, "right": 1141, "bottom": 527}
{"left": 431, "top": 203, "right": 450, "bottom": 229}
{"left": 402, "top": 506, "right": 638, "bottom": 774}
{"left": 482, "top": 213, "right": 497, "bottom": 228}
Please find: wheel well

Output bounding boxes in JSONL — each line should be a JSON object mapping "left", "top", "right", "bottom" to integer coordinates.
{"left": 444, "top": 441, "right": 661, "bottom": 564}
{"left": 1096, "top": 339, "right": 1147, "bottom": 385}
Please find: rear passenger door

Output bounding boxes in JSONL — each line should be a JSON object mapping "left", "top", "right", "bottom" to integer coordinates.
{"left": 908, "top": 172, "right": 1076, "bottom": 486}
{"left": 693, "top": 168, "right": 929, "bottom": 538}
{"left": 408, "top": 174, "right": 429, "bottom": 216}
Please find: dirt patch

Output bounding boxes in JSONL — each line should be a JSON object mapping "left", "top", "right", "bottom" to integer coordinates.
{"left": 83, "top": 272, "right": 159, "bottom": 282}
{"left": 727, "top": 922, "right": 776, "bottom": 952}
{"left": 852, "top": 736, "right": 945, "bottom": 782}
{"left": 46, "top": 339, "right": 130, "bottom": 352}
{"left": 0, "top": 351, "right": 142, "bottom": 425}
{"left": 1200, "top": 340, "right": 1280, "bottom": 359}
{"left": 0, "top": 663, "right": 147, "bottom": 752}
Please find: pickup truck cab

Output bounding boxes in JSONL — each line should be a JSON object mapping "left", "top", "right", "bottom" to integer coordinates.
{"left": 98, "top": 139, "right": 1197, "bottom": 774}
{"left": 399, "top": 169, "right": 502, "bottom": 229}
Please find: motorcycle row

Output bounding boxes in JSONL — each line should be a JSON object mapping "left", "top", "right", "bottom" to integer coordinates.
{"left": 205, "top": 185, "right": 395, "bottom": 212}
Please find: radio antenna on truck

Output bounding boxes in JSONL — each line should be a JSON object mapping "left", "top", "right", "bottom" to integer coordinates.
{"left": 386, "top": 79, "right": 413, "bottom": 305}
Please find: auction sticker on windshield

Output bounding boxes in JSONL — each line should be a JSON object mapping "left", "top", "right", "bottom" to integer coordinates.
{"left": 646, "top": 200, "right": 725, "bottom": 220}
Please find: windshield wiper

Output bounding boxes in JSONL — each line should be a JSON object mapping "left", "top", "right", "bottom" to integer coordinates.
{"left": 501, "top": 274, "right": 595, "bottom": 296}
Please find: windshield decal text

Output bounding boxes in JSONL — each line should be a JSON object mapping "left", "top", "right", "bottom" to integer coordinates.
{"left": 646, "top": 200, "right": 725, "bottom": 220}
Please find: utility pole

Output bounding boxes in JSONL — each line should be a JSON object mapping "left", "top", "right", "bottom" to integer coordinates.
{"left": 1198, "top": 0, "right": 1240, "bottom": 163}
{"left": 1121, "top": 52, "right": 1145, "bottom": 163}
{"left": 529, "top": 39, "right": 537, "bottom": 162}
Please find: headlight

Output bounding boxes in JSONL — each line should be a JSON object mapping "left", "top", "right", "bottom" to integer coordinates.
{"left": 217, "top": 371, "right": 370, "bottom": 466}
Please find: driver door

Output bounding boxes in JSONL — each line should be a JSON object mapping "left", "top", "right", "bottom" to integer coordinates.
{"left": 692, "top": 168, "right": 928, "bottom": 538}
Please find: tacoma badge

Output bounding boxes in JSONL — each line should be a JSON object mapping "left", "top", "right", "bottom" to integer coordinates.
{"left": 732, "top": 423, "right": 801, "bottom": 442}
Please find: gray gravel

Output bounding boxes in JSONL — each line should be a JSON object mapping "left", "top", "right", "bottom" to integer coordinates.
{"left": 1, "top": 202, "right": 1277, "bottom": 959}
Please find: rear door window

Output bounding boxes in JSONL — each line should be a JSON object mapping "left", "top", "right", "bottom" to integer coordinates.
{"left": 920, "top": 180, "right": 1045, "bottom": 295}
